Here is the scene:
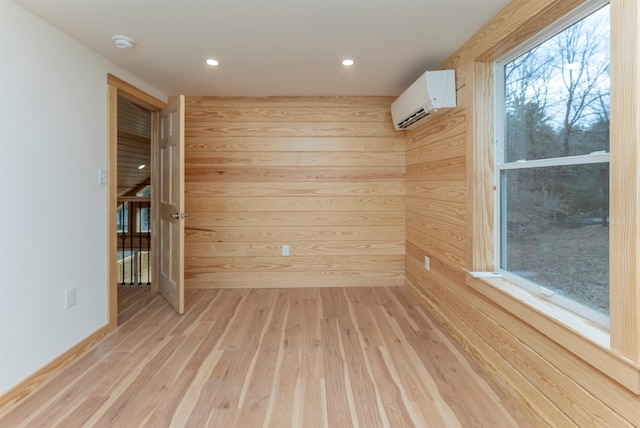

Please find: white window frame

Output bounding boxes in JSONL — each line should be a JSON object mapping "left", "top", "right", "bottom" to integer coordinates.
{"left": 493, "top": 0, "right": 611, "bottom": 328}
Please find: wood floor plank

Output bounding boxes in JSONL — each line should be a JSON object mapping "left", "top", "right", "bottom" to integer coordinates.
{"left": 234, "top": 291, "right": 288, "bottom": 428}
{"left": 365, "top": 346, "right": 421, "bottom": 428}
{"left": 268, "top": 349, "right": 301, "bottom": 428}
{"left": 183, "top": 289, "right": 245, "bottom": 371}
{"left": 0, "top": 287, "right": 538, "bottom": 427}
{"left": 321, "top": 318, "right": 356, "bottom": 428}
{"left": 344, "top": 287, "right": 385, "bottom": 348}
{"left": 117, "top": 286, "right": 155, "bottom": 325}
{"left": 89, "top": 335, "right": 186, "bottom": 427}
{"left": 53, "top": 396, "right": 109, "bottom": 428}
{"left": 184, "top": 350, "right": 237, "bottom": 427}
{"left": 337, "top": 306, "right": 385, "bottom": 428}
{"left": 141, "top": 369, "right": 198, "bottom": 427}
{"left": 369, "top": 305, "right": 456, "bottom": 426}
{"left": 21, "top": 351, "right": 135, "bottom": 428}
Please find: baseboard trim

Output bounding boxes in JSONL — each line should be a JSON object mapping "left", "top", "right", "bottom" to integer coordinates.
{"left": 0, "top": 325, "right": 110, "bottom": 412}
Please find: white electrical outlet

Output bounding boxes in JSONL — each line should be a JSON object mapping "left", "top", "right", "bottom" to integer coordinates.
{"left": 65, "top": 288, "right": 77, "bottom": 309}
{"left": 424, "top": 256, "right": 430, "bottom": 271}
{"left": 282, "top": 244, "right": 290, "bottom": 256}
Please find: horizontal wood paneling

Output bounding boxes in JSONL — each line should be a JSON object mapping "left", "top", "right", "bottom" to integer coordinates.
{"left": 186, "top": 271, "right": 405, "bottom": 289}
{"left": 118, "top": 97, "right": 151, "bottom": 138}
{"left": 405, "top": 0, "right": 640, "bottom": 427}
{"left": 405, "top": 255, "right": 639, "bottom": 427}
{"left": 185, "top": 122, "right": 398, "bottom": 138}
{"left": 185, "top": 136, "right": 405, "bottom": 152}
{"left": 186, "top": 107, "right": 392, "bottom": 122}
{"left": 186, "top": 211, "right": 405, "bottom": 227}
{"left": 187, "top": 196, "right": 405, "bottom": 212}
{"left": 186, "top": 255, "right": 404, "bottom": 272}
{"left": 186, "top": 166, "right": 405, "bottom": 182}
{"left": 185, "top": 96, "right": 396, "bottom": 108}
{"left": 186, "top": 181, "right": 405, "bottom": 197}
{"left": 406, "top": 181, "right": 466, "bottom": 204}
{"left": 186, "top": 241, "right": 404, "bottom": 258}
{"left": 186, "top": 225, "right": 404, "bottom": 242}
{"left": 406, "top": 197, "right": 466, "bottom": 226}
{"left": 406, "top": 212, "right": 466, "bottom": 246}
{"left": 117, "top": 136, "right": 150, "bottom": 195}
{"left": 406, "top": 156, "right": 466, "bottom": 181}
{"left": 185, "top": 151, "right": 405, "bottom": 167}
{"left": 116, "top": 95, "right": 152, "bottom": 196}
{"left": 185, "top": 97, "right": 405, "bottom": 289}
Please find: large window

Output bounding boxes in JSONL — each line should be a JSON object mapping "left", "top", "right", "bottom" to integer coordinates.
{"left": 495, "top": 3, "right": 610, "bottom": 325}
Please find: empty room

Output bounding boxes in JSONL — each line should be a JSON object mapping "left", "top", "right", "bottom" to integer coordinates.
{"left": 1, "top": 0, "right": 639, "bottom": 426}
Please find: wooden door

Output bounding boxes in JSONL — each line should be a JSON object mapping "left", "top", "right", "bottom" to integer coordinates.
{"left": 157, "top": 96, "right": 185, "bottom": 314}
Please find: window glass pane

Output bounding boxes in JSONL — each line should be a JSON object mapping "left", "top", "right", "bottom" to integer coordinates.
{"left": 501, "top": 163, "right": 609, "bottom": 314}
{"left": 136, "top": 185, "right": 151, "bottom": 197}
{"left": 137, "top": 207, "right": 151, "bottom": 233}
{"left": 117, "top": 203, "right": 128, "bottom": 233}
{"left": 503, "top": 5, "right": 610, "bottom": 162}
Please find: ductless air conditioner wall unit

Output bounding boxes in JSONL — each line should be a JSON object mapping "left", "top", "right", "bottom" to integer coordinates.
{"left": 391, "top": 70, "right": 456, "bottom": 130}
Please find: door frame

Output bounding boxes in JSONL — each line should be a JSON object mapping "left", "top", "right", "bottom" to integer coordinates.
{"left": 107, "top": 74, "right": 166, "bottom": 331}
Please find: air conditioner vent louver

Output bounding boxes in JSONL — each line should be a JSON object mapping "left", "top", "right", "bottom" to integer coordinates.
{"left": 396, "top": 108, "right": 429, "bottom": 130}
{"left": 391, "top": 70, "right": 456, "bottom": 131}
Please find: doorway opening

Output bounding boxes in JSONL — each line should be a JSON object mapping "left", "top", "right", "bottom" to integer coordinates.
{"left": 107, "top": 74, "right": 165, "bottom": 330}
{"left": 115, "top": 96, "right": 154, "bottom": 324}
{"left": 116, "top": 95, "right": 152, "bottom": 288}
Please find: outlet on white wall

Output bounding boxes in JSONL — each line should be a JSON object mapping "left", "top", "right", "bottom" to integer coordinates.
{"left": 282, "top": 244, "right": 290, "bottom": 256}
{"left": 424, "top": 256, "right": 430, "bottom": 271}
{"left": 65, "top": 287, "right": 77, "bottom": 309}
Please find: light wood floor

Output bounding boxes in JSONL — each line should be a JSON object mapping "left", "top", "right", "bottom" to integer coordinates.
{"left": 0, "top": 286, "right": 538, "bottom": 427}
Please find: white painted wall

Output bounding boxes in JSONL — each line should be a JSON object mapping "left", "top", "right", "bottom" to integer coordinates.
{"left": 0, "top": 0, "right": 167, "bottom": 395}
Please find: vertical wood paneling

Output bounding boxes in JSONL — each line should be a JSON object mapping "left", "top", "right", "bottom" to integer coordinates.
{"left": 610, "top": 0, "right": 640, "bottom": 362}
{"left": 184, "top": 97, "right": 405, "bottom": 289}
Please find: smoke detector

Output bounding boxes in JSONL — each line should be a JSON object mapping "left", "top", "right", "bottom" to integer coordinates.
{"left": 112, "top": 35, "right": 135, "bottom": 50}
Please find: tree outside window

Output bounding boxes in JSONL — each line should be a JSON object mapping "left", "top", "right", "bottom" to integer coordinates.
{"left": 497, "top": 4, "right": 610, "bottom": 320}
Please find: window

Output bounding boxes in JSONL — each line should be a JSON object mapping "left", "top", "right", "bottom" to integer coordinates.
{"left": 116, "top": 202, "right": 129, "bottom": 233}
{"left": 136, "top": 185, "right": 151, "bottom": 197}
{"left": 495, "top": 3, "right": 610, "bottom": 326}
{"left": 136, "top": 206, "right": 151, "bottom": 233}
{"left": 466, "top": 0, "right": 639, "bottom": 393}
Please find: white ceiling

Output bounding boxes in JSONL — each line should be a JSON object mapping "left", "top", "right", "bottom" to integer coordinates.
{"left": 14, "top": 0, "right": 510, "bottom": 96}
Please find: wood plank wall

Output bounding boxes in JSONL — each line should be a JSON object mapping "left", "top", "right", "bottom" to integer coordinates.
{"left": 117, "top": 96, "right": 151, "bottom": 196}
{"left": 405, "top": 0, "right": 640, "bottom": 427}
{"left": 184, "top": 97, "right": 405, "bottom": 289}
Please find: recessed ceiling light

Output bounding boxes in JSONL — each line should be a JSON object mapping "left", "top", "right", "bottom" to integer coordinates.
{"left": 342, "top": 59, "right": 354, "bottom": 66}
{"left": 112, "top": 35, "right": 135, "bottom": 50}
{"left": 138, "top": 164, "right": 146, "bottom": 170}
{"left": 206, "top": 59, "right": 220, "bottom": 66}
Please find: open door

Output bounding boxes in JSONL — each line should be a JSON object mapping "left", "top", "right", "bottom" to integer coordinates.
{"left": 157, "top": 95, "right": 186, "bottom": 314}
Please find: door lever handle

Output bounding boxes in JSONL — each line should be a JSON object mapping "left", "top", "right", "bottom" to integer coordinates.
{"left": 171, "top": 212, "right": 189, "bottom": 220}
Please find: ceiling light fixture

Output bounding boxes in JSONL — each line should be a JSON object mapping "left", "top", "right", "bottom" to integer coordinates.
{"left": 112, "top": 35, "right": 135, "bottom": 50}
{"left": 206, "top": 59, "right": 220, "bottom": 66}
{"left": 138, "top": 164, "right": 146, "bottom": 170}
{"left": 342, "top": 59, "right": 354, "bottom": 66}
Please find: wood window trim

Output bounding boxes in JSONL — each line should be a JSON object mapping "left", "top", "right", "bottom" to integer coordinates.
{"left": 466, "top": 0, "right": 640, "bottom": 394}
